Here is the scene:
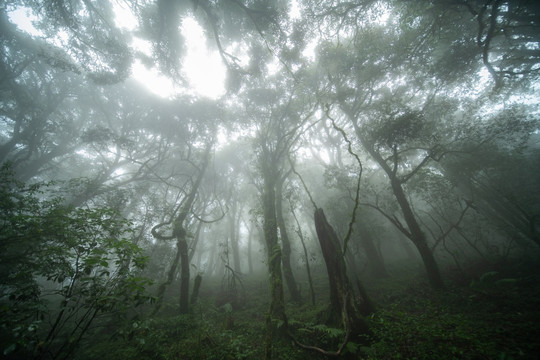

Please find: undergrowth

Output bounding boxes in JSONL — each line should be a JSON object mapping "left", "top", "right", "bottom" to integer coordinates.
{"left": 78, "top": 259, "right": 540, "bottom": 360}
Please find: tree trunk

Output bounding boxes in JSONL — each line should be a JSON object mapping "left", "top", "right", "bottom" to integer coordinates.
{"left": 262, "top": 166, "right": 287, "bottom": 359}
{"left": 357, "top": 223, "right": 389, "bottom": 278}
{"left": 247, "top": 224, "right": 254, "bottom": 275}
{"left": 292, "top": 208, "right": 316, "bottom": 305}
{"left": 152, "top": 242, "right": 182, "bottom": 315}
{"left": 263, "top": 176, "right": 287, "bottom": 323}
{"left": 191, "top": 273, "right": 202, "bottom": 305}
{"left": 276, "top": 176, "right": 301, "bottom": 303}
{"left": 390, "top": 179, "right": 444, "bottom": 289}
{"left": 347, "top": 109, "right": 445, "bottom": 289}
{"left": 151, "top": 144, "right": 212, "bottom": 315}
{"left": 188, "top": 220, "right": 204, "bottom": 263}
{"left": 314, "top": 208, "right": 370, "bottom": 335}
{"left": 229, "top": 213, "right": 242, "bottom": 273}
{"left": 207, "top": 237, "right": 218, "bottom": 276}
{"left": 176, "top": 225, "right": 190, "bottom": 314}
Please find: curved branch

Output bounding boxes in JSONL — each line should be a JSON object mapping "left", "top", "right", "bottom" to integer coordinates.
{"left": 192, "top": 207, "right": 228, "bottom": 224}
{"left": 324, "top": 105, "right": 363, "bottom": 256}
{"left": 288, "top": 154, "right": 318, "bottom": 210}
{"left": 196, "top": 0, "right": 244, "bottom": 71}
{"left": 479, "top": 0, "right": 503, "bottom": 88}
{"left": 151, "top": 221, "right": 174, "bottom": 240}
{"left": 360, "top": 201, "right": 412, "bottom": 239}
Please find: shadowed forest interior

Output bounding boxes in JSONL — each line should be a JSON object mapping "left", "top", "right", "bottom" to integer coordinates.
{"left": 1, "top": 0, "right": 540, "bottom": 359}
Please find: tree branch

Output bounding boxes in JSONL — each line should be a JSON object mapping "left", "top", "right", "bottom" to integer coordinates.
{"left": 324, "top": 105, "right": 363, "bottom": 256}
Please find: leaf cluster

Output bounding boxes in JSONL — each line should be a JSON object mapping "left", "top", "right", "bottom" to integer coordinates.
{"left": 0, "top": 163, "right": 152, "bottom": 359}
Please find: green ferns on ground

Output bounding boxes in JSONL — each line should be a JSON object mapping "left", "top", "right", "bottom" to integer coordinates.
{"left": 79, "top": 260, "right": 540, "bottom": 360}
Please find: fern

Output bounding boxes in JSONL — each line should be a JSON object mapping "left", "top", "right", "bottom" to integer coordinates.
{"left": 311, "top": 324, "right": 345, "bottom": 339}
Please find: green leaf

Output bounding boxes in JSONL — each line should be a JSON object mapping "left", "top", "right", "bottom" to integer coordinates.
{"left": 345, "top": 341, "right": 359, "bottom": 354}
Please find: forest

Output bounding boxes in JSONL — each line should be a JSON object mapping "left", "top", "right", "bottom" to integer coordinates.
{"left": 1, "top": 0, "right": 539, "bottom": 359}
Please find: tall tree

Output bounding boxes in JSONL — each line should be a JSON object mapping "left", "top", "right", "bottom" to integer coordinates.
{"left": 276, "top": 170, "right": 302, "bottom": 302}
{"left": 240, "top": 68, "right": 315, "bottom": 356}
{"left": 151, "top": 142, "right": 213, "bottom": 315}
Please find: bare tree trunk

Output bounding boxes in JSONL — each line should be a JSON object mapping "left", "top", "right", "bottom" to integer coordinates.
{"left": 190, "top": 273, "right": 202, "bottom": 305}
{"left": 228, "top": 210, "right": 242, "bottom": 273}
{"left": 247, "top": 222, "right": 254, "bottom": 275}
{"left": 361, "top": 136, "right": 444, "bottom": 289}
{"left": 188, "top": 220, "right": 204, "bottom": 263}
{"left": 152, "top": 241, "right": 182, "bottom": 315}
{"left": 195, "top": 243, "right": 203, "bottom": 270}
{"left": 276, "top": 175, "right": 301, "bottom": 302}
{"left": 314, "top": 208, "right": 370, "bottom": 335}
{"left": 389, "top": 178, "right": 444, "bottom": 289}
{"left": 176, "top": 226, "right": 190, "bottom": 314}
{"left": 343, "top": 105, "right": 444, "bottom": 289}
{"left": 293, "top": 210, "right": 316, "bottom": 306}
{"left": 207, "top": 238, "right": 218, "bottom": 276}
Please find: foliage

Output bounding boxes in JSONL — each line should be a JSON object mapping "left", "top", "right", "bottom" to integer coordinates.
{"left": 79, "top": 261, "right": 540, "bottom": 360}
{"left": 364, "top": 262, "right": 540, "bottom": 360}
{"left": 2, "top": 0, "right": 540, "bottom": 358}
{"left": 0, "top": 163, "right": 152, "bottom": 359}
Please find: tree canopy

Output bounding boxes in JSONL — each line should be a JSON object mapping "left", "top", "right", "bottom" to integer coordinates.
{"left": 1, "top": 0, "right": 539, "bottom": 359}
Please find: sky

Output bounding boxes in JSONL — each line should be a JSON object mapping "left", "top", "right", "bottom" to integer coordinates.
{"left": 112, "top": 2, "right": 226, "bottom": 99}
{"left": 8, "top": 4, "right": 226, "bottom": 99}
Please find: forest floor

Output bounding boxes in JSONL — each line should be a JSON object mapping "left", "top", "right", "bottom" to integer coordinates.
{"left": 82, "top": 257, "right": 540, "bottom": 360}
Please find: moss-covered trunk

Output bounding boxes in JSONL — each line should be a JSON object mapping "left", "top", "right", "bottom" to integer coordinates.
{"left": 263, "top": 176, "right": 287, "bottom": 322}
{"left": 262, "top": 166, "right": 287, "bottom": 359}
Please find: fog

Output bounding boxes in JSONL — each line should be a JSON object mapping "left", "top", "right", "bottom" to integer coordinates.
{"left": 1, "top": 1, "right": 539, "bottom": 359}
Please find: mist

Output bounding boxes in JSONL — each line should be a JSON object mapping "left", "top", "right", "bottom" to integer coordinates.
{"left": 1, "top": 1, "right": 539, "bottom": 359}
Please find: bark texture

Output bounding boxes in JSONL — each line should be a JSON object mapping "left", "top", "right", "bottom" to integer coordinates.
{"left": 314, "top": 208, "right": 370, "bottom": 335}
{"left": 262, "top": 166, "right": 287, "bottom": 360}
{"left": 276, "top": 176, "right": 301, "bottom": 302}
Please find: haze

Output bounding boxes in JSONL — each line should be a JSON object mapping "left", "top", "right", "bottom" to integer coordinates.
{"left": 1, "top": 1, "right": 539, "bottom": 359}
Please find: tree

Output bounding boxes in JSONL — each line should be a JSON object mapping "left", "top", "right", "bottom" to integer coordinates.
{"left": 239, "top": 69, "right": 315, "bottom": 357}
{"left": 276, "top": 170, "right": 302, "bottom": 302}
{"left": 314, "top": 208, "right": 371, "bottom": 333}
{"left": 308, "top": 5, "right": 487, "bottom": 288}
{"left": 2, "top": 1, "right": 131, "bottom": 85}
{"left": 0, "top": 163, "right": 151, "bottom": 360}
{"left": 151, "top": 142, "right": 213, "bottom": 315}
{"left": 425, "top": 0, "right": 540, "bottom": 90}
{"left": 440, "top": 121, "right": 540, "bottom": 251}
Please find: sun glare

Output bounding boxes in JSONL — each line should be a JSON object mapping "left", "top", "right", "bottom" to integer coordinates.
{"left": 9, "top": 5, "right": 226, "bottom": 100}
{"left": 116, "top": 6, "right": 226, "bottom": 99}
{"left": 131, "top": 61, "right": 178, "bottom": 98}
{"left": 8, "top": 7, "right": 42, "bottom": 36}
{"left": 181, "top": 18, "right": 226, "bottom": 99}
